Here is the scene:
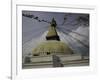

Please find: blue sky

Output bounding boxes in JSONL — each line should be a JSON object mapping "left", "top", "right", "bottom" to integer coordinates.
{"left": 22, "top": 11, "right": 89, "bottom": 43}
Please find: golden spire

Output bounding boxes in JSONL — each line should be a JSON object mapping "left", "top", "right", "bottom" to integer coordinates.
{"left": 46, "top": 18, "right": 60, "bottom": 41}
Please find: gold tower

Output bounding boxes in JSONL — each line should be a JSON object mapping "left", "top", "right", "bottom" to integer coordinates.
{"left": 32, "top": 18, "right": 73, "bottom": 56}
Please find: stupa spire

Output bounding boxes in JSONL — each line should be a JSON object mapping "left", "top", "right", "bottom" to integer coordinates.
{"left": 46, "top": 18, "right": 60, "bottom": 41}
{"left": 51, "top": 18, "right": 57, "bottom": 27}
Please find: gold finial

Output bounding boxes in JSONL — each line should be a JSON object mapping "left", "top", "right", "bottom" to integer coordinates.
{"left": 51, "top": 18, "right": 57, "bottom": 27}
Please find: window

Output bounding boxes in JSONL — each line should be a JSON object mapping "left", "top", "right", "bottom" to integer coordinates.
{"left": 46, "top": 52, "right": 51, "bottom": 55}
{"left": 33, "top": 54, "right": 39, "bottom": 56}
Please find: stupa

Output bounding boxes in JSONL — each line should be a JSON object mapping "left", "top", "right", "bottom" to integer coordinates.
{"left": 32, "top": 18, "right": 73, "bottom": 56}
{"left": 23, "top": 18, "right": 89, "bottom": 69}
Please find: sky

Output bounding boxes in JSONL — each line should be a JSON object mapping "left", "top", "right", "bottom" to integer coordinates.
{"left": 22, "top": 11, "right": 89, "bottom": 56}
